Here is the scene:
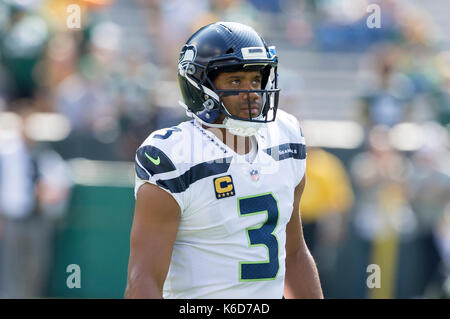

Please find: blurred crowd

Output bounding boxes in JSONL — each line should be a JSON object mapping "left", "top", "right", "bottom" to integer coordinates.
{"left": 0, "top": 0, "right": 449, "bottom": 298}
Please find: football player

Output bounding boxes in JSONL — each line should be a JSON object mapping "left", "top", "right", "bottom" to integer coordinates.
{"left": 125, "top": 22, "right": 323, "bottom": 299}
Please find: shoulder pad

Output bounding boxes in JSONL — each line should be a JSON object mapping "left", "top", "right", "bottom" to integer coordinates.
{"left": 275, "top": 109, "right": 304, "bottom": 137}
{"left": 136, "top": 144, "right": 177, "bottom": 179}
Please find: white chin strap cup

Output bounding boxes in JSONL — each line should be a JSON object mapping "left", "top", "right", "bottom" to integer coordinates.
{"left": 222, "top": 117, "right": 263, "bottom": 137}
{"left": 179, "top": 100, "right": 264, "bottom": 137}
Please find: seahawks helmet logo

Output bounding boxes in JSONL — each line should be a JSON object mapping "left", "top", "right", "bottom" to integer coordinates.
{"left": 178, "top": 45, "right": 197, "bottom": 76}
{"left": 180, "top": 45, "right": 197, "bottom": 62}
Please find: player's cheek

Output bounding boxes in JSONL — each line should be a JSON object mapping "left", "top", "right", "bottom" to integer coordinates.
{"left": 223, "top": 96, "right": 238, "bottom": 114}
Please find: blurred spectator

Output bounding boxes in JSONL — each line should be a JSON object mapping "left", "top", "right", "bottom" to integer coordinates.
{"left": 247, "top": 0, "right": 281, "bottom": 13}
{"left": 407, "top": 122, "right": 450, "bottom": 297}
{"left": 434, "top": 204, "right": 450, "bottom": 298}
{"left": 0, "top": 3, "right": 49, "bottom": 100}
{"left": 428, "top": 52, "right": 450, "bottom": 126}
{"left": 347, "top": 124, "right": 448, "bottom": 298}
{"left": 300, "top": 147, "right": 355, "bottom": 298}
{"left": 0, "top": 99, "right": 71, "bottom": 298}
{"left": 359, "top": 45, "right": 414, "bottom": 127}
{"left": 210, "top": 0, "right": 259, "bottom": 27}
{"left": 313, "top": 0, "right": 439, "bottom": 52}
{"left": 349, "top": 126, "right": 414, "bottom": 298}
{"left": 314, "top": 0, "right": 401, "bottom": 52}
{"left": 150, "top": 0, "right": 211, "bottom": 72}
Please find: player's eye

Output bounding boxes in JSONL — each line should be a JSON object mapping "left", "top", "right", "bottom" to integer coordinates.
{"left": 252, "top": 78, "right": 262, "bottom": 88}
{"left": 230, "top": 79, "right": 240, "bottom": 85}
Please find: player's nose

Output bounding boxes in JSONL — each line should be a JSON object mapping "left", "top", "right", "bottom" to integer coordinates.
{"left": 239, "top": 83, "right": 261, "bottom": 103}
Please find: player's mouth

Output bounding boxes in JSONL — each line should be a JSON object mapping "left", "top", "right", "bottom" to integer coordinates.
{"left": 240, "top": 105, "right": 261, "bottom": 117}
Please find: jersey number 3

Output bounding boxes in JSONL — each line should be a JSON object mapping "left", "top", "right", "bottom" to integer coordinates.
{"left": 238, "top": 193, "right": 280, "bottom": 281}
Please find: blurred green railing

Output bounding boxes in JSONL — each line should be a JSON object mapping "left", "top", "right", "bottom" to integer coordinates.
{"left": 47, "top": 159, "right": 135, "bottom": 298}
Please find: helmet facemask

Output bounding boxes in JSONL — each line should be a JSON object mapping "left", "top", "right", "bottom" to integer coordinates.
{"left": 205, "top": 63, "right": 279, "bottom": 125}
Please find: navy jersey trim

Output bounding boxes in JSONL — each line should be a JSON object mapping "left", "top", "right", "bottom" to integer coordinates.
{"left": 135, "top": 162, "right": 150, "bottom": 180}
{"left": 157, "top": 157, "right": 232, "bottom": 193}
{"left": 264, "top": 143, "right": 306, "bottom": 161}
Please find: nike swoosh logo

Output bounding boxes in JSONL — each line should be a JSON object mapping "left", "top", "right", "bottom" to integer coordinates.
{"left": 145, "top": 152, "right": 160, "bottom": 165}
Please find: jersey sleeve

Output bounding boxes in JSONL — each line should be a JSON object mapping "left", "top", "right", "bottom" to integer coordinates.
{"left": 134, "top": 137, "right": 187, "bottom": 212}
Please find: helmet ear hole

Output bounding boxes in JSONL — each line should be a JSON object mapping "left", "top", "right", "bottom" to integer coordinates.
{"left": 226, "top": 48, "right": 234, "bottom": 54}
{"left": 203, "top": 99, "right": 215, "bottom": 110}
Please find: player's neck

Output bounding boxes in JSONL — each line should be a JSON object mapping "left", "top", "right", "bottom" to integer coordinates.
{"left": 202, "top": 125, "right": 251, "bottom": 155}
{"left": 224, "top": 129, "right": 250, "bottom": 155}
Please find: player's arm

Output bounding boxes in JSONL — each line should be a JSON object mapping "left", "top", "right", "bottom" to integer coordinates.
{"left": 284, "top": 175, "right": 324, "bottom": 299}
{"left": 124, "top": 183, "right": 181, "bottom": 298}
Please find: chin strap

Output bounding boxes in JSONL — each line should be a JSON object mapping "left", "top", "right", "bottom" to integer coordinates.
{"left": 222, "top": 117, "right": 263, "bottom": 137}
{"left": 197, "top": 108, "right": 222, "bottom": 123}
{"left": 178, "top": 101, "right": 263, "bottom": 137}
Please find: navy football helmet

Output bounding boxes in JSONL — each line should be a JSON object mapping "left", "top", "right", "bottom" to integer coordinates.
{"left": 177, "top": 22, "right": 280, "bottom": 136}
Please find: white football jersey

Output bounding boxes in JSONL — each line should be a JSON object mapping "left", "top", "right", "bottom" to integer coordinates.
{"left": 134, "top": 110, "right": 306, "bottom": 299}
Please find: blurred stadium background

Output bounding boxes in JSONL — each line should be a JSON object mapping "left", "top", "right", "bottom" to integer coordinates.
{"left": 0, "top": 0, "right": 449, "bottom": 299}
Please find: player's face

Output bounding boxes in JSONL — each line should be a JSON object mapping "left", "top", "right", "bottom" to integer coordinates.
{"left": 213, "top": 70, "right": 263, "bottom": 122}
